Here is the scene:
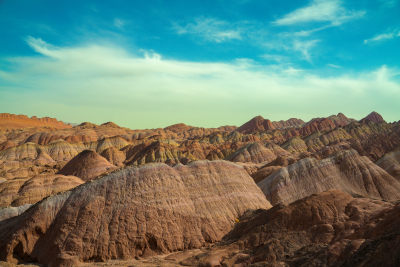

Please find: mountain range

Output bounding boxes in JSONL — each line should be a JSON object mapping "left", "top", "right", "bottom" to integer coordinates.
{"left": 0, "top": 111, "right": 399, "bottom": 266}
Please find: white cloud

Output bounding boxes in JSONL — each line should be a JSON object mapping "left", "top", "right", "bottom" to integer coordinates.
{"left": 1, "top": 37, "right": 399, "bottom": 127}
{"left": 327, "top": 63, "right": 341, "bottom": 68}
{"left": 274, "top": 0, "right": 365, "bottom": 26}
{"left": 379, "top": 0, "right": 398, "bottom": 8}
{"left": 113, "top": 18, "right": 125, "bottom": 29}
{"left": 173, "top": 17, "right": 242, "bottom": 43}
{"left": 364, "top": 30, "right": 400, "bottom": 44}
{"left": 261, "top": 54, "right": 289, "bottom": 63}
{"left": 292, "top": 39, "right": 320, "bottom": 62}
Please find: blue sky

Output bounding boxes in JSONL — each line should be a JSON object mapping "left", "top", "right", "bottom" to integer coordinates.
{"left": 0, "top": 0, "right": 399, "bottom": 128}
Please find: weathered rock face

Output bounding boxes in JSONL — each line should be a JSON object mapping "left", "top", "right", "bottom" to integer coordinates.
{"left": 0, "top": 160, "right": 270, "bottom": 266}
{"left": 59, "top": 150, "right": 117, "bottom": 181}
{"left": 0, "top": 174, "right": 84, "bottom": 207}
{"left": 129, "top": 190, "right": 399, "bottom": 267}
{"left": 228, "top": 142, "right": 277, "bottom": 164}
{"left": 258, "top": 149, "right": 400, "bottom": 205}
{"left": 213, "top": 190, "right": 398, "bottom": 267}
{"left": 377, "top": 150, "right": 400, "bottom": 180}
{"left": 100, "top": 147, "right": 126, "bottom": 167}
{"left": 0, "top": 204, "right": 32, "bottom": 222}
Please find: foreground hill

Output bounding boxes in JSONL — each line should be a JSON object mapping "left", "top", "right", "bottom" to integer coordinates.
{"left": 0, "top": 160, "right": 270, "bottom": 266}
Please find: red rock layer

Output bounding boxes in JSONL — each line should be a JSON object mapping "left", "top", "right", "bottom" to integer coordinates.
{"left": 0, "top": 113, "right": 71, "bottom": 129}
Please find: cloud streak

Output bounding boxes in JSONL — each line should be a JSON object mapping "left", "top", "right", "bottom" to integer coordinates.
{"left": 364, "top": 30, "right": 400, "bottom": 44}
{"left": 274, "top": 0, "right": 365, "bottom": 26}
{"left": 173, "top": 17, "right": 242, "bottom": 43}
{"left": 1, "top": 37, "right": 399, "bottom": 127}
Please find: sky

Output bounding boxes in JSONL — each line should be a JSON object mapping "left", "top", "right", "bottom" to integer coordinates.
{"left": 0, "top": 0, "right": 399, "bottom": 128}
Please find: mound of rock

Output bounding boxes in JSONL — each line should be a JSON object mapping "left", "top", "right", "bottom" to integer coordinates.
{"left": 0, "top": 160, "right": 270, "bottom": 266}
{"left": 59, "top": 150, "right": 117, "bottom": 181}
{"left": 258, "top": 149, "right": 400, "bottom": 205}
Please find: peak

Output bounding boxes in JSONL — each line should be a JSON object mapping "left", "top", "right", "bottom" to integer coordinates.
{"left": 59, "top": 150, "right": 116, "bottom": 181}
{"left": 251, "top": 115, "right": 265, "bottom": 121}
{"left": 237, "top": 115, "right": 274, "bottom": 133}
{"left": 164, "top": 123, "right": 188, "bottom": 129}
{"left": 78, "top": 122, "right": 98, "bottom": 128}
{"left": 360, "top": 111, "right": 385, "bottom": 124}
{"left": 100, "top": 122, "right": 120, "bottom": 128}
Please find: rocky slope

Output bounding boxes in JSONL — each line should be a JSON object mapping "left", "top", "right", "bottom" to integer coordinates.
{"left": 21, "top": 190, "right": 397, "bottom": 267}
{"left": 0, "top": 173, "right": 84, "bottom": 207}
{"left": 258, "top": 149, "right": 400, "bottom": 205}
{"left": 377, "top": 150, "right": 400, "bottom": 180}
{"left": 59, "top": 150, "right": 117, "bottom": 181}
{"left": 0, "top": 160, "right": 270, "bottom": 266}
{"left": 179, "top": 190, "right": 399, "bottom": 267}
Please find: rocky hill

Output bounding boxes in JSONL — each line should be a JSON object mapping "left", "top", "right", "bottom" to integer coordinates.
{"left": 0, "top": 111, "right": 400, "bottom": 266}
{"left": 0, "top": 160, "right": 270, "bottom": 266}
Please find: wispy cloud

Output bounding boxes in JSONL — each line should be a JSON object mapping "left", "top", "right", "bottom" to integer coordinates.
{"left": 292, "top": 39, "right": 320, "bottom": 62}
{"left": 364, "top": 30, "right": 400, "bottom": 44}
{"left": 274, "top": 0, "right": 365, "bottom": 26}
{"left": 113, "top": 18, "right": 125, "bottom": 29}
{"left": 1, "top": 37, "right": 399, "bottom": 126}
{"left": 327, "top": 63, "right": 341, "bottom": 68}
{"left": 173, "top": 17, "right": 242, "bottom": 43}
{"left": 379, "top": 0, "right": 398, "bottom": 8}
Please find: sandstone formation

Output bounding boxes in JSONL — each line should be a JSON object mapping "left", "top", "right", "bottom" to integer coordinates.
{"left": 0, "top": 174, "right": 84, "bottom": 207}
{"left": 100, "top": 147, "right": 126, "bottom": 167}
{"left": 228, "top": 142, "right": 277, "bottom": 164}
{"left": 237, "top": 116, "right": 275, "bottom": 133}
{"left": 71, "top": 190, "right": 400, "bottom": 267}
{"left": 0, "top": 160, "right": 270, "bottom": 266}
{"left": 258, "top": 149, "right": 400, "bottom": 205}
{"left": 199, "top": 190, "right": 399, "bottom": 267}
{"left": 0, "top": 113, "right": 71, "bottom": 129}
{"left": 59, "top": 150, "right": 117, "bottom": 181}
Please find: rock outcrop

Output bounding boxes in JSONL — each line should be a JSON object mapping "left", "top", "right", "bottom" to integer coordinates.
{"left": 228, "top": 142, "right": 277, "bottom": 164}
{"left": 0, "top": 113, "right": 71, "bottom": 129}
{"left": 0, "top": 160, "right": 270, "bottom": 266}
{"left": 206, "top": 190, "right": 399, "bottom": 267}
{"left": 0, "top": 174, "right": 84, "bottom": 207}
{"left": 118, "top": 190, "right": 400, "bottom": 267}
{"left": 237, "top": 116, "right": 275, "bottom": 133}
{"left": 360, "top": 111, "right": 385, "bottom": 124}
{"left": 59, "top": 150, "right": 117, "bottom": 181}
{"left": 258, "top": 149, "right": 400, "bottom": 205}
